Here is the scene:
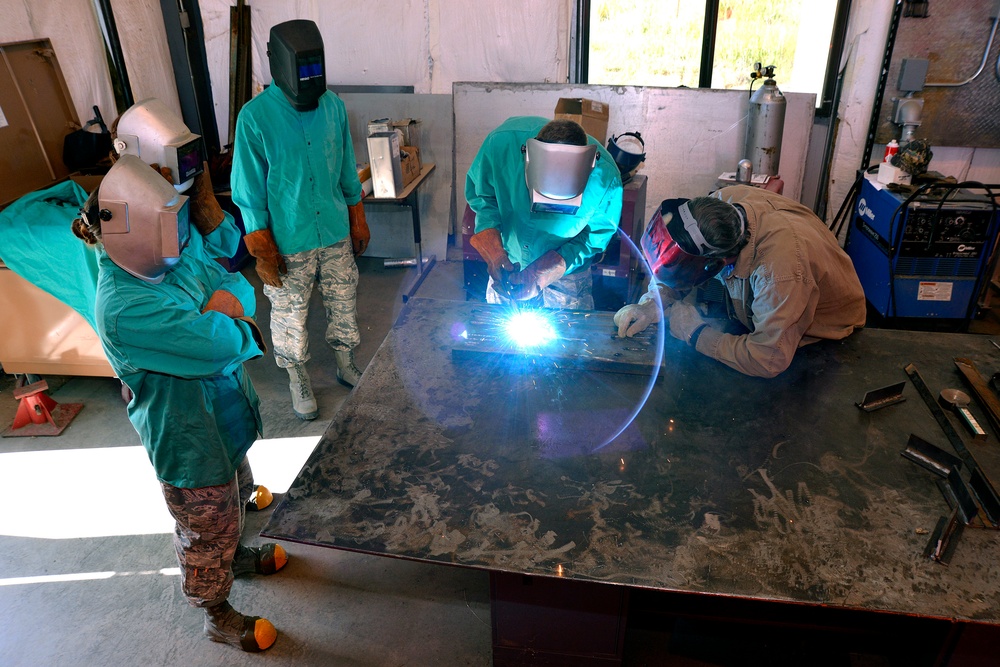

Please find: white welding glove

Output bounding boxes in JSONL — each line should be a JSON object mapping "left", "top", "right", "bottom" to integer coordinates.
{"left": 614, "top": 284, "right": 682, "bottom": 338}
{"left": 667, "top": 300, "right": 708, "bottom": 345}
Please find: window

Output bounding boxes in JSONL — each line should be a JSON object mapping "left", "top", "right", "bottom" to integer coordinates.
{"left": 577, "top": 0, "right": 851, "bottom": 117}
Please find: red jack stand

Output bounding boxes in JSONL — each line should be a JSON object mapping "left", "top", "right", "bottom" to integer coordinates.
{"left": 2, "top": 378, "right": 84, "bottom": 437}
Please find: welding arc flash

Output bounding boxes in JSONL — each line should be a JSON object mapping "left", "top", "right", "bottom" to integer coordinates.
{"left": 504, "top": 311, "right": 556, "bottom": 348}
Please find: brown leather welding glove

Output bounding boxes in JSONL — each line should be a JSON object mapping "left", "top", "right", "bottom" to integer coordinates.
{"left": 189, "top": 162, "right": 225, "bottom": 236}
{"left": 507, "top": 250, "right": 567, "bottom": 301}
{"left": 201, "top": 289, "right": 244, "bottom": 318}
{"left": 469, "top": 227, "right": 515, "bottom": 286}
{"left": 348, "top": 201, "right": 370, "bottom": 256}
{"left": 243, "top": 229, "right": 287, "bottom": 288}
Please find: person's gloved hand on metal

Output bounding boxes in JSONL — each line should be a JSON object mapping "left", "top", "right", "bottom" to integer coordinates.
{"left": 469, "top": 227, "right": 516, "bottom": 297}
{"left": 348, "top": 201, "right": 370, "bottom": 255}
{"left": 615, "top": 284, "right": 684, "bottom": 338}
{"left": 667, "top": 299, "right": 710, "bottom": 347}
{"left": 243, "top": 229, "right": 288, "bottom": 287}
{"left": 506, "top": 250, "right": 566, "bottom": 301}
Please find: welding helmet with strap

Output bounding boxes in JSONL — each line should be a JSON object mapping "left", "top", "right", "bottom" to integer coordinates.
{"left": 641, "top": 198, "right": 744, "bottom": 289}
{"left": 268, "top": 19, "right": 326, "bottom": 112}
{"left": 112, "top": 98, "right": 205, "bottom": 193}
{"left": 523, "top": 138, "right": 598, "bottom": 214}
{"left": 97, "top": 154, "right": 191, "bottom": 284}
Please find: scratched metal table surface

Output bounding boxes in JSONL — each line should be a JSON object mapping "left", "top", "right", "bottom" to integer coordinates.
{"left": 262, "top": 297, "right": 1000, "bottom": 624}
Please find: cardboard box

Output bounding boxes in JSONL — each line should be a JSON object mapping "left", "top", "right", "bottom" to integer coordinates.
{"left": 356, "top": 163, "right": 373, "bottom": 198}
{"left": 367, "top": 132, "right": 403, "bottom": 198}
{"left": 392, "top": 119, "right": 421, "bottom": 148}
{"left": 554, "top": 98, "right": 610, "bottom": 143}
{"left": 400, "top": 146, "right": 421, "bottom": 187}
{"left": 877, "top": 162, "right": 912, "bottom": 186}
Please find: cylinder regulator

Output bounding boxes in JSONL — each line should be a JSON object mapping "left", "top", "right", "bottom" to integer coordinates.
{"left": 744, "top": 64, "right": 786, "bottom": 178}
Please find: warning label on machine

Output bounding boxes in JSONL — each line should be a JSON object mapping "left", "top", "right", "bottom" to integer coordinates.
{"left": 917, "top": 282, "right": 953, "bottom": 301}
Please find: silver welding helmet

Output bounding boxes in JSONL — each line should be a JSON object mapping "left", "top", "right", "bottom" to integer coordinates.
{"left": 268, "top": 20, "right": 326, "bottom": 112}
{"left": 111, "top": 98, "right": 205, "bottom": 193}
{"left": 523, "top": 138, "right": 598, "bottom": 214}
{"left": 98, "top": 154, "right": 191, "bottom": 284}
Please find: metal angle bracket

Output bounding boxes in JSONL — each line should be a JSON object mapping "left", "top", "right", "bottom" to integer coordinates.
{"left": 855, "top": 381, "right": 907, "bottom": 412}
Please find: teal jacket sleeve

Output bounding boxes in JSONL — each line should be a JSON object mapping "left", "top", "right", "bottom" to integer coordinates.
{"left": 465, "top": 133, "right": 503, "bottom": 233}
{"left": 231, "top": 112, "right": 269, "bottom": 235}
{"left": 556, "top": 164, "right": 623, "bottom": 273}
{"left": 103, "top": 279, "right": 263, "bottom": 380}
{"left": 339, "top": 110, "right": 363, "bottom": 206}
{"left": 199, "top": 211, "right": 242, "bottom": 259}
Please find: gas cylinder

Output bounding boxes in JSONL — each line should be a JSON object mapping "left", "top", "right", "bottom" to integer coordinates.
{"left": 744, "top": 65, "right": 786, "bottom": 178}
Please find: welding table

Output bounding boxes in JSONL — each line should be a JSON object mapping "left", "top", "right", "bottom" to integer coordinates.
{"left": 263, "top": 298, "right": 1000, "bottom": 665}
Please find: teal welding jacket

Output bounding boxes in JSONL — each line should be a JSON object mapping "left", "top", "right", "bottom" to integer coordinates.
{"left": 465, "top": 116, "right": 623, "bottom": 274}
{"left": 231, "top": 85, "right": 363, "bottom": 255}
{"left": 95, "top": 228, "right": 263, "bottom": 489}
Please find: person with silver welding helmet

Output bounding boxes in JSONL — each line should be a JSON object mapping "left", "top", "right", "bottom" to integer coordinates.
{"left": 615, "top": 185, "right": 865, "bottom": 378}
{"left": 466, "top": 116, "right": 623, "bottom": 309}
{"left": 111, "top": 98, "right": 275, "bottom": 512}
{"left": 231, "top": 19, "right": 369, "bottom": 422}
{"left": 72, "top": 155, "right": 287, "bottom": 653}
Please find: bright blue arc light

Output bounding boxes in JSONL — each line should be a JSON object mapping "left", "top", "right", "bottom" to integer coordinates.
{"left": 503, "top": 311, "right": 557, "bottom": 348}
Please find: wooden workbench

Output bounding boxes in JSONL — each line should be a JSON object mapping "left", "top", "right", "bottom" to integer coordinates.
{"left": 262, "top": 297, "right": 1000, "bottom": 664}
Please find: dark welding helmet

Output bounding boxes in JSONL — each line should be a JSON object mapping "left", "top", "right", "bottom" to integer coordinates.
{"left": 112, "top": 98, "right": 205, "bottom": 193}
{"left": 268, "top": 20, "right": 326, "bottom": 111}
{"left": 523, "top": 138, "right": 598, "bottom": 214}
{"left": 641, "top": 198, "right": 737, "bottom": 289}
{"left": 606, "top": 132, "right": 645, "bottom": 177}
{"left": 97, "top": 154, "right": 191, "bottom": 284}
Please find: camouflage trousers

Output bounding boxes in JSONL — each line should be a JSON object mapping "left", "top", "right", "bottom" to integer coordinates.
{"left": 160, "top": 457, "right": 255, "bottom": 607}
{"left": 264, "top": 239, "right": 360, "bottom": 368}
{"left": 486, "top": 266, "right": 594, "bottom": 310}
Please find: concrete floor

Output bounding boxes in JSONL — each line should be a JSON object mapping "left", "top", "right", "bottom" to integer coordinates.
{"left": 0, "top": 253, "right": 495, "bottom": 667}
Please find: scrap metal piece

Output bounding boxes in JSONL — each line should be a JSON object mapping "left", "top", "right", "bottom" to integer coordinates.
{"left": 937, "top": 469, "right": 981, "bottom": 525}
{"left": 923, "top": 508, "right": 964, "bottom": 565}
{"left": 855, "top": 381, "right": 906, "bottom": 411}
{"left": 954, "top": 357, "right": 1000, "bottom": 436}
{"left": 970, "top": 468, "right": 1000, "bottom": 527}
{"left": 904, "top": 364, "right": 974, "bottom": 465}
{"left": 903, "top": 363, "right": 996, "bottom": 528}
{"left": 901, "top": 433, "right": 963, "bottom": 477}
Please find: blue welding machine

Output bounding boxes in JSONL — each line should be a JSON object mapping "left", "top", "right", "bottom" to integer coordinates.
{"left": 845, "top": 176, "right": 999, "bottom": 322}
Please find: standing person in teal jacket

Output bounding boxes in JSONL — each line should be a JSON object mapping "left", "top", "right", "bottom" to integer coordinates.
{"left": 231, "top": 19, "right": 370, "bottom": 422}
{"left": 466, "top": 115, "right": 623, "bottom": 309}
{"left": 73, "top": 155, "right": 287, "bottom": 653}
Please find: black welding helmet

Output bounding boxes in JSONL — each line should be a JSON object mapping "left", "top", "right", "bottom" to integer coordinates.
{"left": 606, "top": 132, "right": 645, "bottom": 177}
{"left": 268, "top": 20, "right": 326, "bottom": 111}
{"left": 640, "top": 198, "right": 731, "bottom": 289}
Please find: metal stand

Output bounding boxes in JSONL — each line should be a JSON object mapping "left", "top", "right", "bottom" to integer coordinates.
{"left": 2, "top": 378, "right": 83, "bottom": 437}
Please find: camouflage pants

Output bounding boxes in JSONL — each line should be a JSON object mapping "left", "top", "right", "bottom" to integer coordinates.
{"left": 486, "top": 266, "right": 594, "bottom": 310}
{"left": 160, "top": 457, "right": 255, "bottom": 607}
{"left": 264, "top": 239, "right": 360, "bottom": 368}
